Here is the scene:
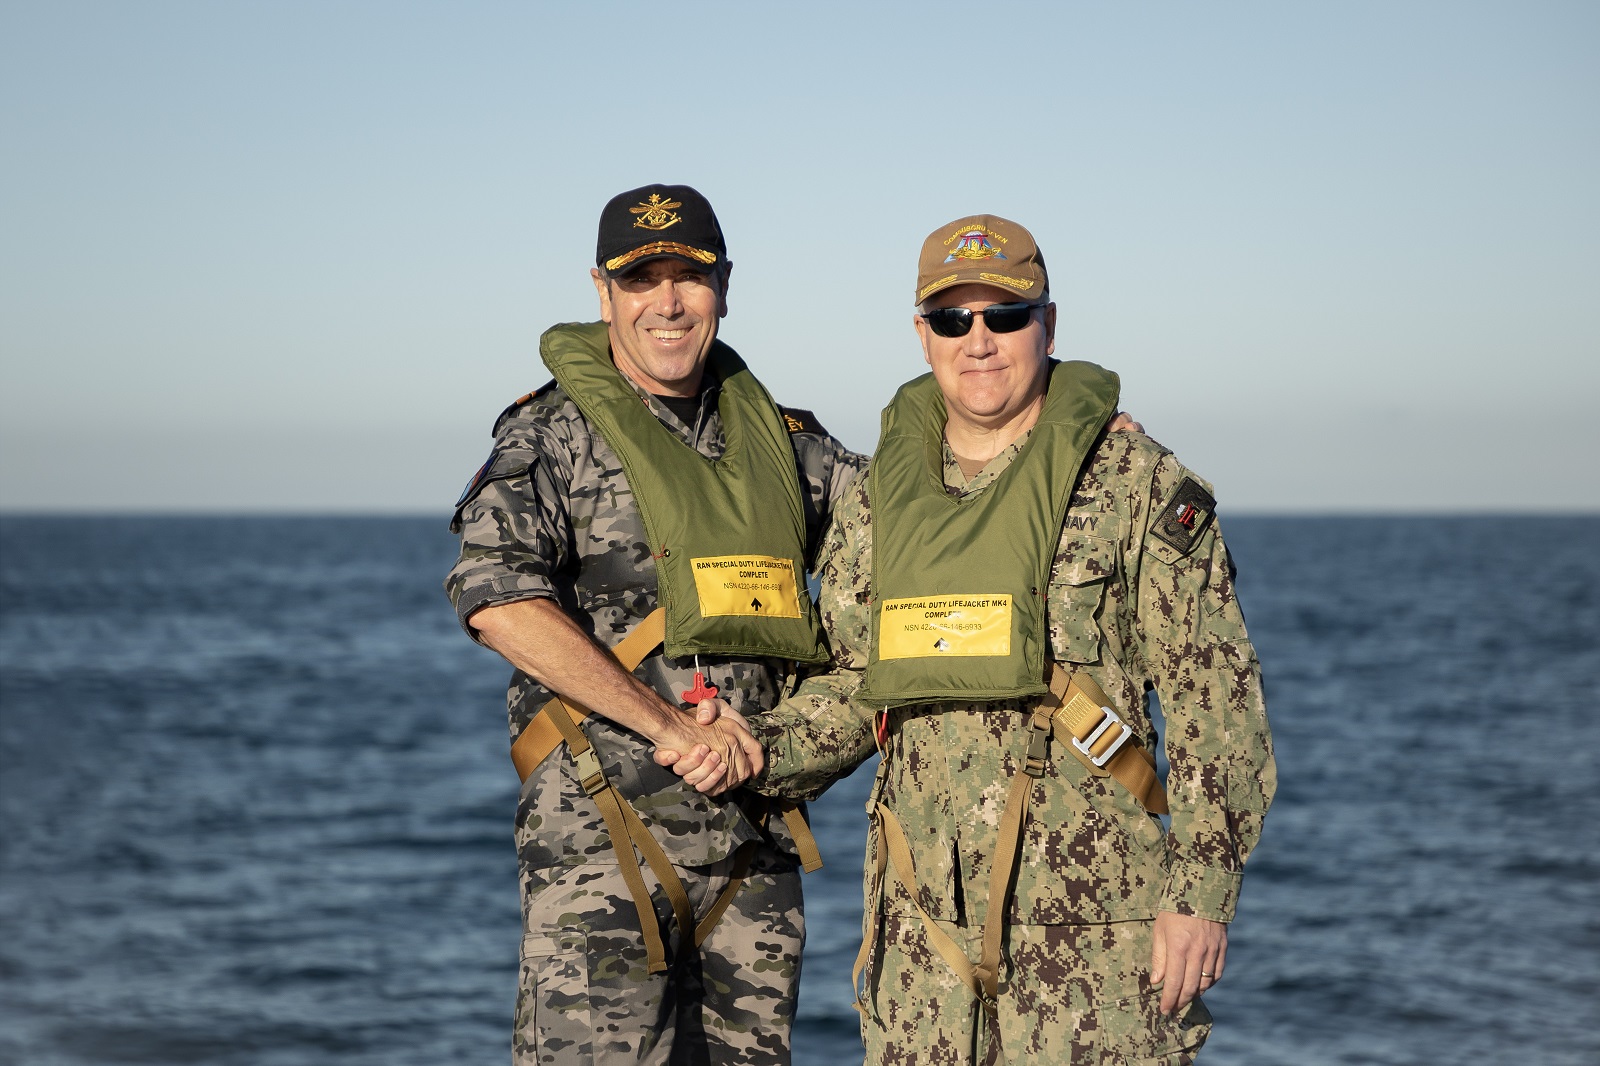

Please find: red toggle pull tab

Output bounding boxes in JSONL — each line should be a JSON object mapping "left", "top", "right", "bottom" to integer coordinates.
{"left": 681, "top": 671, "right": 719, "bottom": 705}
{"left": 875, "top": 708, "right": 890, "bottom": 748}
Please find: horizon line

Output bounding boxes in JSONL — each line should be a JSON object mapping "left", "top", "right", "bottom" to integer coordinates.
{"left": 2, "top": 508, "right": 1597, "bottom": 520}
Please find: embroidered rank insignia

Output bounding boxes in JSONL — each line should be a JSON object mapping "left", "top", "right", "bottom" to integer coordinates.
{"left": 1150, "top": 477, "right": 1217, "bottom": 555}
{"left": 943, "top": 224, "right": 1008, "bottom": 263}
{"left": 779, "top": 406, "right": 828, "bottom": 436}
{"left": 918, "top": 273, "right": 959, "bottom": 302}
{"left": 978, "top": 271, "right": 1033, "bottom": 292}
{"left": 630, "top": 193, "right": 682, "bottom": 231}
{"left": 491, "top": 379, "right": 555, "bottom": 436}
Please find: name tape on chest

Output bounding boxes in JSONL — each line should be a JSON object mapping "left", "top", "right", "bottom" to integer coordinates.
{"left": 690, "top": 555, "right": 803, "bottom": 618}
{"left": 878, "top": 594, "right": 1013, "bottom": 659}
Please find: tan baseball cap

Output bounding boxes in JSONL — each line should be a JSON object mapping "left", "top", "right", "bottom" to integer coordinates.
{"left": 914, "top": 214, "right": 1049, "bottom": 305}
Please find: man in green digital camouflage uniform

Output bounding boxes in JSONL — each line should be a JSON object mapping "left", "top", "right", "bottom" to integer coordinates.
{"left": 663, "top": 214, "right": 1275, "bottom": 1064}
{"left": 446, "top": 184, "right": 865, "bottom": 1065}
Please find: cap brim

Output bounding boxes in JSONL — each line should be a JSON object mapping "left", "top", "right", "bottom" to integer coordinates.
{"left": 917, "top": 272, "right": 1045, "bottom": 305}
{"left": 603, "top": 241, "right": 721, "bottom": 274}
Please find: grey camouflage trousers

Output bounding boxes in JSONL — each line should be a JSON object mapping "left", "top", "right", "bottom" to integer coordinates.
{"left": 860, "top": 913, "right": 1211, "bottom": 1065}
{"left": 516, "top": 847, "right": 804, "bottom": 1066}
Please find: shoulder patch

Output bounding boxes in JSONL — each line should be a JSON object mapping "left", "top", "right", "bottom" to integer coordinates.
{"left": 454, "top": 452, "right": 499, "bottom": 510}
{"left": 779, "top": 405, "right": 828, "bottom": 436}
{"left": 492, "top": 379, "right": 556, "bottom": 436}
{"left": 1149, "top": 476, "right": 1217, "bottom": 555}
{"left": 449, "top": 445, "right": 537, "bottom": 533}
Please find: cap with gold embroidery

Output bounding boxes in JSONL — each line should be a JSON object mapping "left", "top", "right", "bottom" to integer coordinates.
{"left": 596, "top": 183, "right": 727, "bottom": 275}
{"left": 914, "top": 214, "right": 1048, "bottom": 305}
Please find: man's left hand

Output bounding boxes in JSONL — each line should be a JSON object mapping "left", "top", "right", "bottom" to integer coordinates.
{"left": 1150, "top": 911, "right": 1227, "bottom": 1015}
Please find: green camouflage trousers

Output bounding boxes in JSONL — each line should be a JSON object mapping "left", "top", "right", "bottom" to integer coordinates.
{"left": 515, "top": 847, "right": 804, "bottom": 1066}
{"left": 859, "top": 914, "right": 1211, "bottom": 1065}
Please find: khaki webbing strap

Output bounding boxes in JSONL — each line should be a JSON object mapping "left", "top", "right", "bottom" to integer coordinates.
{"left": 513, "top": 607, "right": 822, "bottom": 971}
{"left": 855, "top": 669, "right": 1170, "bottom": 1012}
{"left": 974, "top": 671, "right": 1067, "bottom": 1004}
{"left": 858, "top": 766, "right": 1041, "bottom": 1011}
{"left": 608, "top": 776, "right": 697, "bottom": 943}
{"left": 873, "top": 802, "right": 982, "bottom": 995}
{"left": 511, "top": 608, "right": 668, "bottom": 781}
{"left": 779, "top": 802, "right": 824, "bottom": 873}
{"left": 1053, "top": 669, "right": 1169, "bottom": 815}
{"left": 694, "top": 840, "right": 758, "bottom": 945}
{"left": 972, "top": 764, "right": 1040, "bottom": 1006}
{"left": 544, "top": 691, "right": 694, "bottom": 974}
{"left": 850, "top": 814, "right": 887, "bottom": 1012}
{"left": 857, "top": 669, "right": 1101, "bottom": 1012}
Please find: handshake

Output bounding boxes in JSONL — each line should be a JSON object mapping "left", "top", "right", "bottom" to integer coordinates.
{"left": 653, "top": 698, "right": 757, "bottom": 797}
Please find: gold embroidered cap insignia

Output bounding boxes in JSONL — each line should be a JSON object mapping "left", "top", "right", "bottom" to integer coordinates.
{"left": 943, "top": 225, "right": 1008, "bottom": 263}
{"left": 631, "top": 194, "right": 683, "bottom": 231}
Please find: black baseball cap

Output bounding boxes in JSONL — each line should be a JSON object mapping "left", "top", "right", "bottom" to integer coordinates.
{"left": 595, "top": 183, "right": 727, "bottom": 275}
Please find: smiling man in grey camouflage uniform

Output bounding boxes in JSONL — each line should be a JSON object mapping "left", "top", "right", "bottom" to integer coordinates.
{"left": 446, "top": 184, "right": 865, "bottom": 1065}
{"left": 663, "top": 214, "right": 1275, "bottom": 1064}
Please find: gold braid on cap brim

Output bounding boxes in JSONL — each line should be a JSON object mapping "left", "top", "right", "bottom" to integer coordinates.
{"left": 605, "top": 242, "right": 718, "bottom": 272}
{"left": 978, "top": 271, "right": 1036, "bottom": 291}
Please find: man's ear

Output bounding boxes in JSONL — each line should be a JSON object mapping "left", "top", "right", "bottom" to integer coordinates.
{"left": 716, "top": 261, "right": 732, "bottom": 319}
{"left": 590, "top": 267, "right": 613, "bottom": 324}
{"left": 913, "top": 313, "right": 935, "bottom": 367}
{"left": 1044, "top": 301, "right": 1057, "bottom": 356}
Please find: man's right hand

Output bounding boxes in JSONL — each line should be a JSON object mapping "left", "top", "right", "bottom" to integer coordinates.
{"left": 470, "top": 599, "right": 764, "bottom": 795}
{"left": 1108, "top": 410, "right": 1144, "bottom": 434}
{"left": 654, "top": 699, "right": 763, "bottom": 795}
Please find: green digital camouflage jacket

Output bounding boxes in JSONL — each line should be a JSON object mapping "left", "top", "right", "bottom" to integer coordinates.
{"left": 446, "top": 364, "right": 864, "bottom": 870}
{"left": 751, "top": 430, "right": 1276, "bottom": 924}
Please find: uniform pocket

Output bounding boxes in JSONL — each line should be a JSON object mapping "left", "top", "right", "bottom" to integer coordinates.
{"left": 1111, "top": 985, "right": 1213, "bottom": 1058}
{"left": 1011, "top": 774, "right": 1168, "bottom": 924}
{"left": 1093, "top": 922, "right": 1212, "bottom": 1058}
{"left": 514, "top": 933, "right": 592, "bottom": 1066}
{"left": 1047, "top": 533, "right": 1117, "bottom": 664}
{"left": 1077, "top": 773, "right": 1171, "bottom": 857}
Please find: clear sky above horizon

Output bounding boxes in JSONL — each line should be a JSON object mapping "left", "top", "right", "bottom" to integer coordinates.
{"left": 2, "top": 1, "right": 1596, "bottom": 514}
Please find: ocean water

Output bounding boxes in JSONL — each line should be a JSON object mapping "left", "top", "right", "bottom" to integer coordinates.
{"left": 1, "top": 515, "right": 1596, "bottom": 1065}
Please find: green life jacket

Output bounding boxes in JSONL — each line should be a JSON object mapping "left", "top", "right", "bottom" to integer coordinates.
{"left": 541, "top": 321, "right": 828, "bottom": 664}
{"left": 859, "top": 360, "right": 1120, "bottom": 706}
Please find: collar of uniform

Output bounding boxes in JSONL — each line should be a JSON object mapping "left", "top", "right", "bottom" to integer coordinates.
{"left": 941, "top": 429, "right": 1033, "bottom": 496}
{"left": 617, "top": 367, "right": 724, "bottom": 448}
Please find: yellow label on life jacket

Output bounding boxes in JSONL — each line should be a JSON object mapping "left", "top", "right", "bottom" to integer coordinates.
{"left": 877, "top": 595, "right": 1013, "bottom": 659}
{"left": 691, "top": 555, "right": 803, "bottom": 618}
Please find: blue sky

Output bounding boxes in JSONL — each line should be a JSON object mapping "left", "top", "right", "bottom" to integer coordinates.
{"left": 2, "top": 1, "right": 1596, "bottom": 512}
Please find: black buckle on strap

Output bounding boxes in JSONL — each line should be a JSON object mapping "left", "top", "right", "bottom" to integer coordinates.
{"left": 1024, "top": 709, "right": 1053, "bottom": 778}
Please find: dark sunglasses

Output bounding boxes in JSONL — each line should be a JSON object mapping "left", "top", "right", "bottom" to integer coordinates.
{"left": 919, "top": 301, "right": 1044, "bottom": 338}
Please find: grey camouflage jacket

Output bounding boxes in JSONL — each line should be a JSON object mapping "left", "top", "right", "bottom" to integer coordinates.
{"left": 447, "top": 363, "right": 863, "bottom": 869}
